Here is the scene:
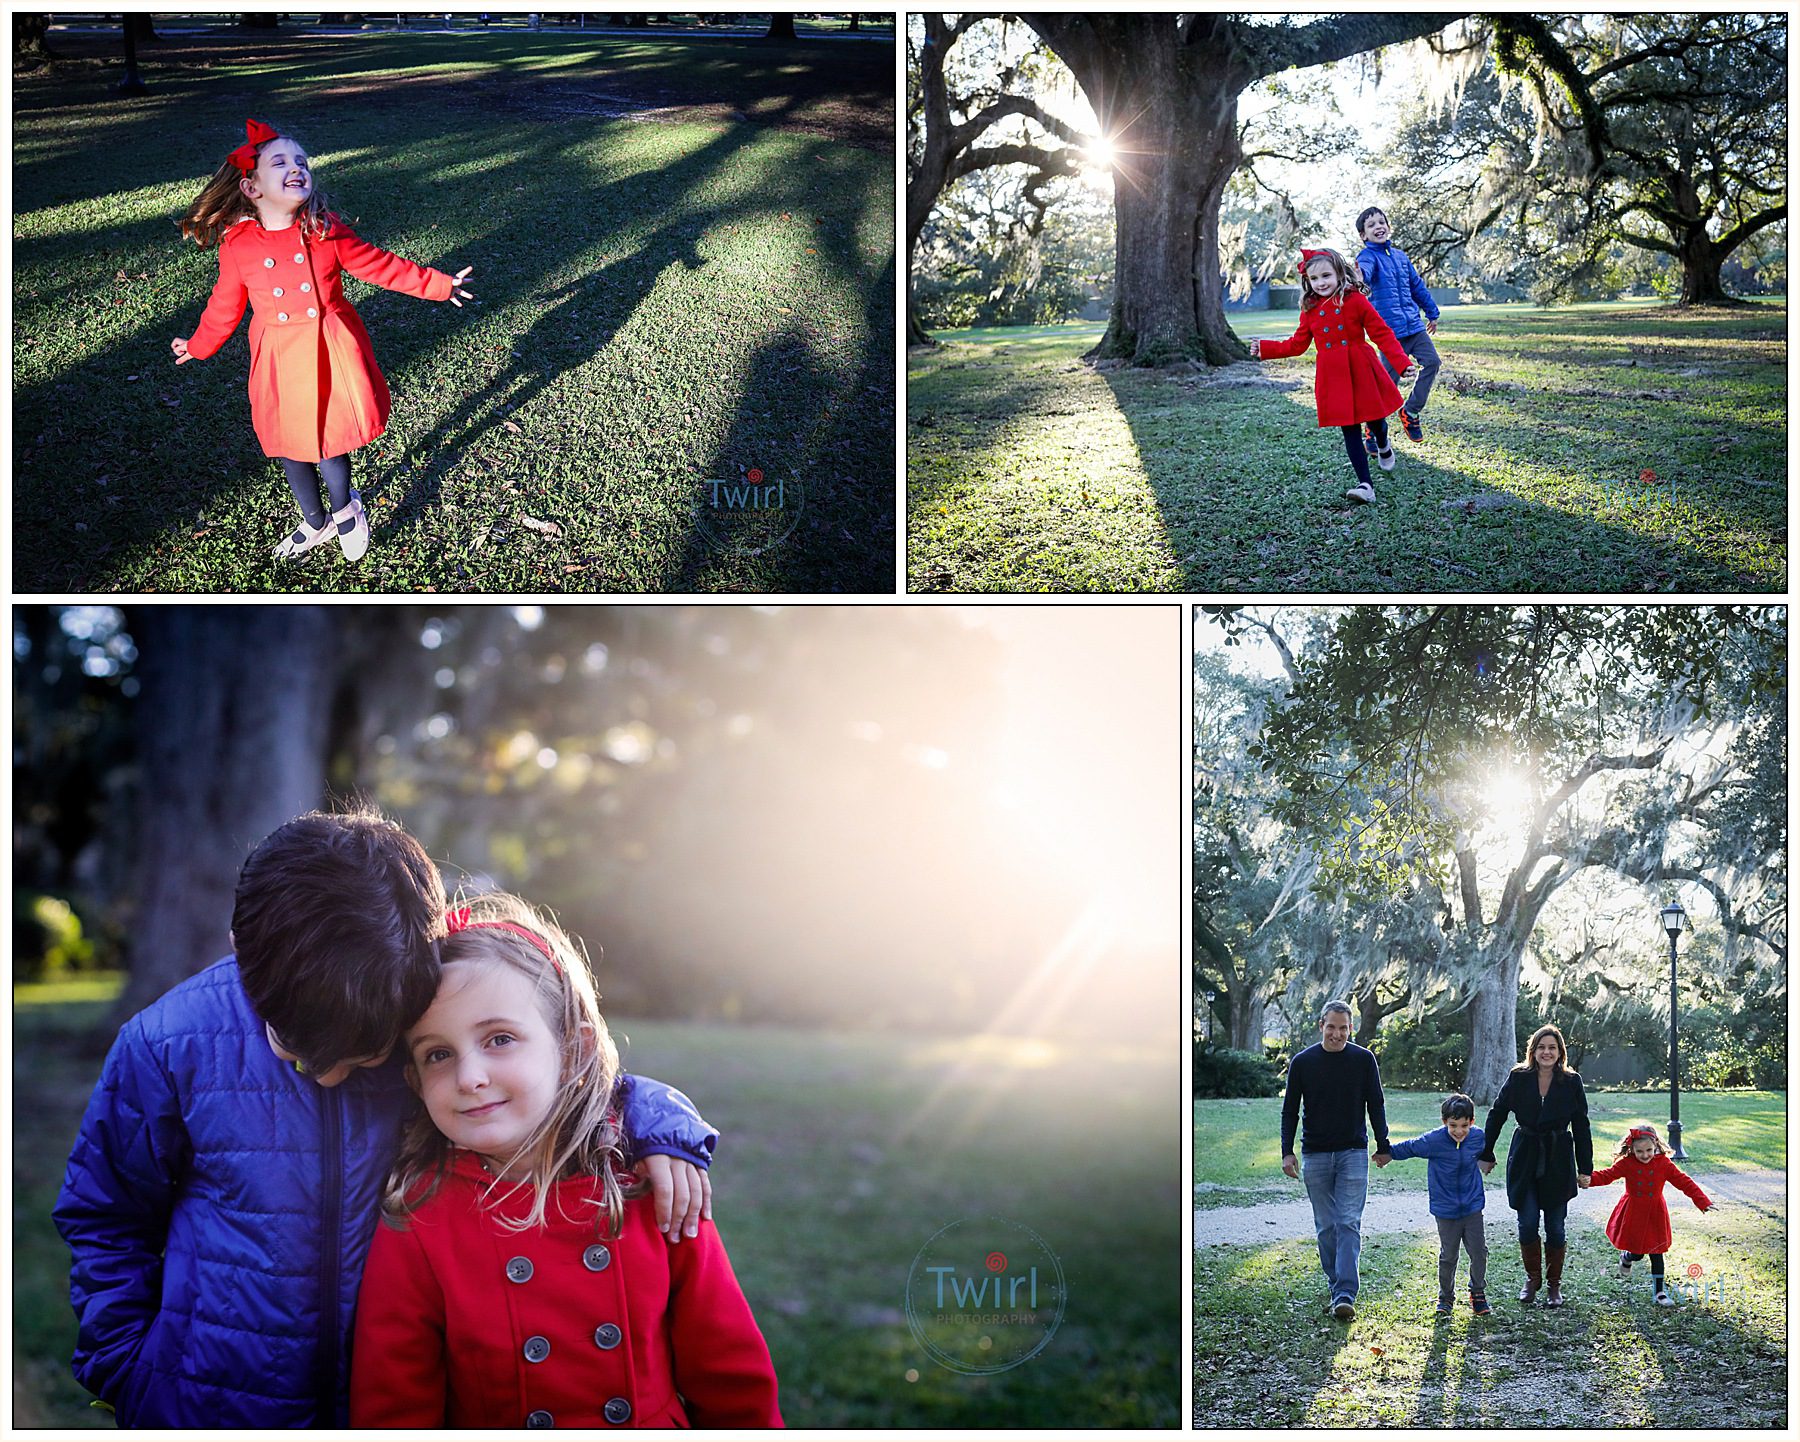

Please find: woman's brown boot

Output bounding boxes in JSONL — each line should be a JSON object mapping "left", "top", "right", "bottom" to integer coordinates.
{"left": 1545, "top": 1243, "right": 1566, "bottom": 1307}
{"left": 1518, "top": 1238, "right": 1542, "bottom": 1304}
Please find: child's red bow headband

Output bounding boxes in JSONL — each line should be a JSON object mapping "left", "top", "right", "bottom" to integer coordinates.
{"left": 1299, "top": 247, "right": 1333, "bottom": 266}
{"left": 228, "top": 118, "right": 280, "bottom": 174}
{"left": 444, "top": 906, "right": 561, "bottom": 971}
{"left": 1627, "top": 1126, "right": 1657, "bottom": 1143}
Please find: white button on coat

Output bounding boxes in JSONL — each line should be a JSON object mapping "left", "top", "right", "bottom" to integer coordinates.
{"left": 277, "top": 312, "right": 289, "bottom": 322}
{"left": 272, "top": 287, "right": 283, "bottom": 297}
{"left": 300, "top": 282, "right": 312, "bottom": 293}
{"left": 263, "top": 258, "right": 275, "bottom": 269}
{"left": 294, "top": 252, "right": 305, "bottom": 263}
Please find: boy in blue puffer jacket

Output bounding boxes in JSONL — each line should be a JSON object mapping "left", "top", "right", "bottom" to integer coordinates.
{"left": 1377, "top": 1093, "right": 1489, "bottom": 1316}
{"left": 1355, "top": 206, "right": 1442, "bottom": 447}
{"left": 53, "top": 808, "right": 719, "bottom": 1428}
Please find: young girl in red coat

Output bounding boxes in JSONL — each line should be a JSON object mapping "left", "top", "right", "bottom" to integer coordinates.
{"left": 1586, "top": 1123, "right": 1714, "bottom": 1306}
{"left": 173, "top": 119, "right": 475, "bottom": 564}
{"left": 1251, "top": 247, "right": 1415, "bottom": 505}
{"left": 350, "top": 894, "right": 782, "bottom": 1428}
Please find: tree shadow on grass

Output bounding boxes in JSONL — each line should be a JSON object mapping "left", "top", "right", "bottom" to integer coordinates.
{"left": 1100, "top": 371, "right": 1761, "bottom": 593}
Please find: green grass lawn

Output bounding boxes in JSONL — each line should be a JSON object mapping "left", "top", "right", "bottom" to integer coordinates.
{"left": 1196, "top": 1090, "right": 1786, "bottom": 1207}
{"left": 907, "top": 302, "right": 1786, "bottom": 592}
{"left": 1194, "top": 1208, "right": 1786, "bottom": 1426}
{"left": 14, "top": 27, "right": 894, "bottom": 593}
{"left": 14, "top": 994, "right": 1178, "bottom": 1427}
{"left": 1193, "top": 1088, "right": 1786, "bottom": 1426}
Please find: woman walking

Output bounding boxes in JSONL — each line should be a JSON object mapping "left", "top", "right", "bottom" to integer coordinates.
{"left": 1476, "top": 1024, "right": 1593, "bottom": 1308}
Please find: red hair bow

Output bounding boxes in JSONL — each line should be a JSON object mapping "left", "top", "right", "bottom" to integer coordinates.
{"left": 1299, "top": 247, "right": 1333, "bottom": 266}
{"left": 228, "top": 118, "right": 280, "bottom": 174}
{"left": 1627, "top": 1125, "right": 1657, "bottom": 1143}
{"left": 443, "top": 905, "right": 560, "bottom": 971}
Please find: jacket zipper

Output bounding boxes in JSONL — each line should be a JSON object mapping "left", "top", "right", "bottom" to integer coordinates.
{"left": 314, "top": 1086, "right": 343, "bottom": 1426}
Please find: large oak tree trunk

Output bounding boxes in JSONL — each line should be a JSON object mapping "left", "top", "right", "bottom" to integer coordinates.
{"left": 1463, "top": 936, "right": 1525, "bottom": 1105}
{"left": 114, "top": 609, "right": 341, "bottom": 1024}
{"left": 1041, "top": 37, "right": 1250, "bottom": 364}
{"left": 1676, "top": 224, "right": 1738, "bottom": 306}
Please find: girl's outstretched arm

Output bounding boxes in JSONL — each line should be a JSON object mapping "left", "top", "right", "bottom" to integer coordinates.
{"left": 1353, "top": 293, "right": 1411, "bottom": 374}
{"left": 180, "top": 242, "right": 249, "bottom": 361}
{"left": 1661, "top": 1156, "right": 1713, "bottom": 1211}
{"left": 1586, "top": 1160, "right": 1623, "bottom": 1187}
{"left": 330, "top": 222, "right": 457, "bottom": 302}
{"left": 349, "top": 1220, "right": 450, "bottom": 1426}
{"left": 1254, "top": 317, "right": 1313, "bottom": 361}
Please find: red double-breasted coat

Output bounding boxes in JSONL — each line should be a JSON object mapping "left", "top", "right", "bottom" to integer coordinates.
{"left": 350, "top": 1152, "right": 783, "bottom": 1428}
{"left": 185, "top": 215, "right": 453, "bottom": 463}
{"left": 1255, "top": 291, "right": 1410, "bottom": 428}
{"left": 1586, "top": 1152, "right": 1712, "bottom": 1255}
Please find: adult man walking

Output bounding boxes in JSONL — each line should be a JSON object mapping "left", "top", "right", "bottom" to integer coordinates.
{"left": 1280, "top": 1000, "right": 1391, "bottom": 1321}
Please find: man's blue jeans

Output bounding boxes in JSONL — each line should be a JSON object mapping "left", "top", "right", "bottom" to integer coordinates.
{"left": 1303, "top": 1148, "right": 1369, "bottom": 1303}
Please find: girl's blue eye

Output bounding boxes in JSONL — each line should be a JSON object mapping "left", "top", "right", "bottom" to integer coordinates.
{"left": 423, "top": 1047, "right": 451, "bottom": 1064}
{"left": 488, "top": 1032, "right": 516, "bottom": 1049}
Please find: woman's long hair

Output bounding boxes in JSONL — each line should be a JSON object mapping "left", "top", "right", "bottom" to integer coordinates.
{"left": 1299, "top": 247, "right": 1370, "bottom": 311}
{"left": 1509, "top": 1022, "right": 1572, "bottom": 1077}
{"left": 177, "top": 130, "right": 335, "bottom": 248}
{"left": 379, "top": 892, "right": 640, "bottom": 1237}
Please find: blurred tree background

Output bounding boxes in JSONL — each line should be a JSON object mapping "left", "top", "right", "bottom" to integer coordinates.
{"left": 17, "top": 604, "right": 1174, "bottom": 1036}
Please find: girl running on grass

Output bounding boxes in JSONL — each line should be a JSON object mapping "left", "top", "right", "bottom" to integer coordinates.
{"left": 1586, "top": 1123, "right": 1714, "bottom": 1306}
{"left": 1250, "top": 247, "right": 1415, "bottom": 505}
{"left": 172, "top": 118, "right": 475, "bottom": 564}
{"left": 350, "top": 895, "right": 782, "bottom": 1427}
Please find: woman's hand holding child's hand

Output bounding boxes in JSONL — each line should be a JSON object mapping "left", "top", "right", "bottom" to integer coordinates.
{"left": 171, "top": 337, "right": 193, "bottom": 365}
{"left": 447, "top": 264, "right": 476, "bottom": 309}
{"left": 1478, "top": 1158, "right": 1495, "bottom": 1175}
{"left": 636, "top": 1153, "right": 713, "bottom": 1244}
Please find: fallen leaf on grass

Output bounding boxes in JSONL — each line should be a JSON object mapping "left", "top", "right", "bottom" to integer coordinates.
{"left": 518, "top": 514, "right": 563, "bottom": 537}
{"left": 503, "top": 420, "right": 521, "bottom": 434}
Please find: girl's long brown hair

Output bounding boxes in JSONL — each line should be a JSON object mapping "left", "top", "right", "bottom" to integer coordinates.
{"left": 379, "top": 892, "right": 641, "bottom": 1237}
{"left": 177, "top": 131, "right": 335, "bottom": 248}
{"left": 1509, "top": 1022, "right": 1573, "bottom": 1076}
{"left": 1299, "top": 247, "right": 1371, "bottom": 312}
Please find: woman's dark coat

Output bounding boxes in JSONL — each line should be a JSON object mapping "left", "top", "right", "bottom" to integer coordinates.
{"left": 1478, "top": 1067, "right": 1594, "bottom": 1210}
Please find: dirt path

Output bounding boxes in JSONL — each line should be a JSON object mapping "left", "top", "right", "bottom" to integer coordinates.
{"left": 1195, "top": 1167, "right": 1786, "bottom": 1248}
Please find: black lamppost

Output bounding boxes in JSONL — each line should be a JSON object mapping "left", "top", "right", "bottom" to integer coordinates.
{"left": 1660, "top": 899, "right": 1688, "bottom": 1160}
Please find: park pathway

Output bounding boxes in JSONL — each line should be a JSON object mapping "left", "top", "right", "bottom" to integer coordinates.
{"left": 1195, "top": 1167, "right": 1785, "bottom": 1247}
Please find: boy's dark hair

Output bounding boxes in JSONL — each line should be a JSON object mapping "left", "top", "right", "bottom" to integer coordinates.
{"left": 1441, "top": 1093, "right": 1476, "bottom": 1122}
{"left": 1356, "top": 206, "right": 1387, "bottom": 237}
{"left": 232, "top": 808, "right": 445, "bottom": 1075}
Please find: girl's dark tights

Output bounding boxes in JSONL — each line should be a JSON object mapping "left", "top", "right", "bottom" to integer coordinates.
{"left": 280, "top": 455, "right": 352, "bottom": 528}
{"left": 1339, "top": 418, "right": 1390, "bottom": 486}
{"left": 1624, "top": 1251, "right": 1666, "bottom": 1280}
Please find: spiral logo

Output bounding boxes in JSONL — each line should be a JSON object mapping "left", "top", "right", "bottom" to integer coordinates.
{"left": 905, "top": 1216, "right": 1065, "bottom": 1375}
{"left": 1687, "top": 1263, "right": 1704, "bottom": 1279}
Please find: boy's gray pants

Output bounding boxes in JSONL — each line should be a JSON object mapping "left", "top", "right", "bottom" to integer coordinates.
{"left": 1435, "top": 1211, "right": 1487, "bottom": 1300}
{"left": 1379, "top": 328, "right": 1442, "bottom": 415}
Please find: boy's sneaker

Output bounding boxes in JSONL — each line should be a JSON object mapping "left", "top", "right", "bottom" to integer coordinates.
{"left": 1471, "top": 1291, "right": 1492, "bottom": 1316}
{"left": 1333, "top": 1299, "right": 1355, "bottom": 1322}
{"left": 1435, "top": 1297, "right": 1455, "bottom": 1317}
{"left": 1400, "top": 408, "right": 1424, "bottom": 442}
{"left": 1362, "top": 424, "right": 1380, "bottom": 456}
{"left": 1377, "top": 446, "right": 1396, "bottom": 472}
{"left": 1345, "top": 481, "right": 1376, "bottom": 505}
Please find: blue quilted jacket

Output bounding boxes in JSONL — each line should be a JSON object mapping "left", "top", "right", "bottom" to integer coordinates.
{"left": 1387, "top": 1125, "right": 1487, "bottom": 1219}
{"left": 1356, "top": 239, "right": 1439, "bottom": 340}
{"left": 52, "top": 958, "right": 717, "bottom": 1428}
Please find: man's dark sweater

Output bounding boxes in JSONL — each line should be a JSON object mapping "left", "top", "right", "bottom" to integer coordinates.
{"left": 1280, "top": 1041, "right": 1391, "bottom": 1156}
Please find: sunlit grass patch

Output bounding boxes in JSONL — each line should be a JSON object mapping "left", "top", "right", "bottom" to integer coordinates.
{"left": 909, "top": 301, "right": 1785, "bottom": 593}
